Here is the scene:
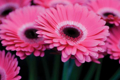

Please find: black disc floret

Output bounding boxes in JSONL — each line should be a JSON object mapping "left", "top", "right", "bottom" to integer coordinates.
{"left": 24, "top": 29, "right": 38, "bottom": 39}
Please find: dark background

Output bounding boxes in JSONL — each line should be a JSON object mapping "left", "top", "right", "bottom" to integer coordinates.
{"left": 17, "top": 51, "right": 120, "bottom": 80}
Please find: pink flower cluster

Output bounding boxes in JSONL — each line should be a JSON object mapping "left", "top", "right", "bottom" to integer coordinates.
{"left": 0, "top": 0, "right": 120, "bottom": 79}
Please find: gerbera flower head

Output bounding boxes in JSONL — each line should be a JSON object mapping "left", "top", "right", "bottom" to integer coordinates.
{"left": 0, "top": 50, "right": 21, "bottom": 80}
{"left": 0, "top": 6, "right": 47, "bottom": 59}
{"left": 36, "top": 4, "right": 109, "bottom": 66}
{"left": 107, "top": 26, "right": 120, "bottom": 63}
{"left": 34, "top": 0, "right": 72, "bottom": 8}
{"left": 0, "top": 0, "right": 31, "bottom": 20}
{"left": 87, "top": 0, "right": 120, "bottom": 27}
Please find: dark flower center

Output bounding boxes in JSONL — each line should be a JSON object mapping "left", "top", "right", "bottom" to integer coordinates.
{"left": 24, "top": 29, "right": 38, "bottom": 39}
{"left": 1, "top": 7, "right": 15, "bottom": 16}
{"left": 0, "top": 74, "right": 1, "bottom": 80}
{"left": 63, "top": 27, "right": 80, "bottom": 38}
{"left": 103, "top": 15, "right": 120, "bottom": 28}
{"left": 31, "top": 0, "right": 37, "bottom": 5}
{"left": 58, "top": 24, "right": 87, "bottom": 43}
{"left": 103, "top": 12, "right": 115, "bottom": 17}
{"left": 105, "top": 22, "right": 114, "bottom": 28}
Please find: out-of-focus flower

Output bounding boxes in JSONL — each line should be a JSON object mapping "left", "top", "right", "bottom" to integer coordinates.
{"left": 107, "top": 26, "right": 120, "bottom": 63}
{"left": 102, "top": 15, "right": 120, "bottom": 27}
{"left": 0, "top": 6, "right": 47, "bottom": 59}
{"left": 0, "top": 50, "right": 21, "bottom": 80}
{"left": 34, "top": 0, "right": 72, "bottom": 8}
{"left": 0, "top": 0, "right": 31, "bottom": 20}
{"left": 36, "top": 4, "right": 109, "bottom": 66}
{"left": 87, "top": 0, "right": 120, "bottom": 19}
{"left": 87, "top": 0, "right": 120, "bottom": 27}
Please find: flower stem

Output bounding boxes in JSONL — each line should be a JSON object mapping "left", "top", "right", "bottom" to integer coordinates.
{"left": 70, "top": 64, "right": 83, "bottom": 80}
{"left": 41, "top": 56, "right": 50, "bottom": 80}
{"left": 68, "top": 59, "right": 75, "bottom": 80}
{"left": 51, "top": 55, "right": 61, "bottom": 80}
{"left": 83, "top": 63, "right": 97, "bottom": 80}
{"left": 62, "top": 60, "right": 69, "bottom": 80}
{"left": 110, "top": 67, "right": 120, "bottom": 80}
{"left": 94, "top": 59, "right": 103, "bottom": 80}
{"left": 26, "top": 54, "right": 38, "bottom": 80}
{"left": 62, "top": 59, "right": 74, "bottom": 80}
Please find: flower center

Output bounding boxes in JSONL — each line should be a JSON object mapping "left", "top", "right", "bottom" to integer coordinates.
{"left": 0, "top": 3, "right": 19, "bottom": 17}
{"left": 103, "top": 15, "right": 120, "bottom": 28}
{"left": 97, "top": 8, "right": 120, "bottom": 19}
{"left": 1, "top": 7, "right": 15, "bottom": 16}
{"left": 56, "top": 21, "right": 87, "bottom": 44}
{"left": 105, "top": 22, "right": 114, "bottom": 28}
{"left": 18, "top": 23, "right": 44, "bottom": 44}
{"left": 24, "top": 29, "right": 38, "bottom": 39}
{"left": 59, "top": 25, "right": 82, "bottom": 42}
{"left": 63, "top": 27, "right": 80, "bottom": 38}
{"left": 103, "top": 12, "right": 115, "bottom": 17}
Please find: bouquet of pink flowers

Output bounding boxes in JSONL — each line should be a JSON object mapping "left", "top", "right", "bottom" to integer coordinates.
{"left": 0, "top": 0, "right": 120, "bottom": 80}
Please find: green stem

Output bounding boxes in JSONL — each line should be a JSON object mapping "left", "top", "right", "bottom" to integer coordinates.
{"left": 62, "top": 60, "right": 69, "bottom": 80}
{"left": 83, "top": 63, "right": 97, "bottom": 80}
{"left": 51, "top": 55, "right": 61, "bottom": 80}
{"left": 68, "top": 59, "right": 75, "bottom": 80}
{"left": 26, "top": 54, "right": 38, "bottom": 80}
{"left": 70, "top": 64, "right": 83, "bottom": 80}
{"left": 110, "top": 68, "right": 120, "bottom": 80}
{"left": 94, "top": 59, "right": 103, "bottom": 80}
{"left": 41, "top": 56, "right": 50, "bottom": 80}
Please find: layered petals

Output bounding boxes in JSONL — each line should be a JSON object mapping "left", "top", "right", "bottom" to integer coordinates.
{"left": 0, "top": 50, "right": 21, "bottom": 80}
{"left": 36, "top": 4, "right": 109, "bottom": 66}
{"left": 0, "top": 6, "right": 47, "bottom": 59}
{"left": 107, "top": 26, "right": 120, "bottom": 63}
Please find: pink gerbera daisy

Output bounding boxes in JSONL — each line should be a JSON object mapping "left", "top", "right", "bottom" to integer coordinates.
{"left": 0, "top": 0, "right": 31, "bottom": 20}
{"left": 87, "top": 0, "right": 120, "bottom": 27}
{"left": 34, "top": 0, "right": 72, "bottom": 8}
{"left": 0, "top": 6, "right": 47, "bottom": 59}
{"left": 0, "top": 50, "right": 21, "bottom": 80}
{"left": 36, "top": 4, "right": 109, "bottom": 66}
{"left": 107, "top": 26, "right": 120, "bottom": 63}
